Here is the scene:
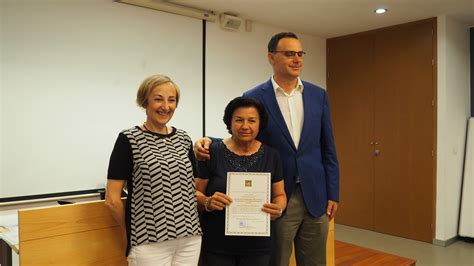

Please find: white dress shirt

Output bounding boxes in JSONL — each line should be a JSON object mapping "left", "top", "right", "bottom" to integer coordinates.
{"left": 271, "top": 76, "right": 304, "bottom": 149}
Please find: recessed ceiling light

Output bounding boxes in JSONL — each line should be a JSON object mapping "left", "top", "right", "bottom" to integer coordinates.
{"left": 375, "top": 8, "right": 387, "bottom": 14}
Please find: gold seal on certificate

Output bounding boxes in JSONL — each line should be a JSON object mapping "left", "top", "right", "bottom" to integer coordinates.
{"left": 225, "top": 172, "right": 271, "bottom": 236}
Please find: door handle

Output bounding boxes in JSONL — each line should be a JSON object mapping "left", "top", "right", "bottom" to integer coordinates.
{"left": 374, "top": 149, "right": 380, "bottom": 156}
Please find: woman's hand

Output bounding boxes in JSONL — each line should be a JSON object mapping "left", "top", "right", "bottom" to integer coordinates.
{"left": 206, "top": 192, "right": 232, "bottom": 211}
{"left": 263, "top": 180, "right": 287, "bottom": 220}
{"left": 262, "top": 203, "right": 284, "bottom": 220}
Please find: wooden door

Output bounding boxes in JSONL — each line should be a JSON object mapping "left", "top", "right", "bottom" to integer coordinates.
{"left": 327, "top": 33, "right": 375, "bottom": 230}
{"left": 327, "top": 18, "right": 436, "bottom": 242}
{"left": 373, "top": 19, "right": 435, "bottom": 242}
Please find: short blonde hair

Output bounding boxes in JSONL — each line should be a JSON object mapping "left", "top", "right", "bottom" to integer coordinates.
{"left": 136, "top": 74, "right": 181, "bottom": 108}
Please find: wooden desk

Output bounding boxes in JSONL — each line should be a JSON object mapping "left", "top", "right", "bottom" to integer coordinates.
{"left": 18, "top": 200, "right": 127, "bottom": 265}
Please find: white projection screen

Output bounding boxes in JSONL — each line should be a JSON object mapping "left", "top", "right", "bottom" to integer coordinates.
{"left": 1, "top": 0, "right": 203, "bottom": 198}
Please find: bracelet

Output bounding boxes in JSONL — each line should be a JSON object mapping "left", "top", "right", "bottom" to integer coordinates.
{"left": 204, "top": 196, "right": 213, "bottom": 212}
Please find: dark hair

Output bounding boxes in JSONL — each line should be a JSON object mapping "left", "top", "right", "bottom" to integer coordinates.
{"left": 223, "top": 96, "right": 268, "bottom": 135}
{"left": 268, "top": 32, "right": 299, "bottom": 52}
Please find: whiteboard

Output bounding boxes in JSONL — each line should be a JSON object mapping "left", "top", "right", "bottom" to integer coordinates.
{"left": 1, "top": 0, "right": 203, "bottom": 198}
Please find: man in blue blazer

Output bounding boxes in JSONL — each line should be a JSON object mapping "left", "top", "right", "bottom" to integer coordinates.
{"left": 196, "top": 32, "right": 339, "bottom": 266}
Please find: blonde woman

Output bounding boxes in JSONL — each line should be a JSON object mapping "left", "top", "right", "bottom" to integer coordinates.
{"left": 105, "top": 74, "right": 202, "bottom": 265}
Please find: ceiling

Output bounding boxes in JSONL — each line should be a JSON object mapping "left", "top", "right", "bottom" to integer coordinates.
{"left": 171, "top": 0, "right": 474, "bottom": 38}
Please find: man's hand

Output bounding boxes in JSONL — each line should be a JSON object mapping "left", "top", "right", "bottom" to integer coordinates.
{"left": 326, "top": 200, "right": 338, "bottom": 220}
{"left": 194, "top": 137, "right": 212, "bottom": 161}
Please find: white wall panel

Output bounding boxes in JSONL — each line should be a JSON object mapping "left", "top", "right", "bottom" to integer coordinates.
{"left": 1, "top": 0, "right": 202, "bottom": 197}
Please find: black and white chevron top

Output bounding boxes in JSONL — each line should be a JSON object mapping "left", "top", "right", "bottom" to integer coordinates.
{"left": 107, "top": 126, "right": 202, "bottom": 255}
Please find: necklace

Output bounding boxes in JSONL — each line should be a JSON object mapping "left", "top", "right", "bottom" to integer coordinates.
{"left": 222, "top": 142, "right": 264, "bottom": 172}
{"left": 143, "top": 122, "right": 167, "bottom": 134}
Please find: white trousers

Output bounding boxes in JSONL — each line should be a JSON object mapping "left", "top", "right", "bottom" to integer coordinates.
{"left": 127, "top": 236, "right": 202, "bottom": 266}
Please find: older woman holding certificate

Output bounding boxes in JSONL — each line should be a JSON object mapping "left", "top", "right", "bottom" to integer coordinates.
{"left": 196, "top": 96, "right": 287, "bottom": 266}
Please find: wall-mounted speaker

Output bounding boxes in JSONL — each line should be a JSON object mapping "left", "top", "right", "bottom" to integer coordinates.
{"left": 220, "top": 14, "right": 243, "bottom": 31}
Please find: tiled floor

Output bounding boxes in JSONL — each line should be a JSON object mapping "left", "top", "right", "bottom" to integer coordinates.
{"left": 335, "top": 224, "right": 474, "bottom": 265}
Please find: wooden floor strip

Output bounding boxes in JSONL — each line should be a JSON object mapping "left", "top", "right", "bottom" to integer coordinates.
{"left": 335, "top": 240, "right": 416, "bottom": 265}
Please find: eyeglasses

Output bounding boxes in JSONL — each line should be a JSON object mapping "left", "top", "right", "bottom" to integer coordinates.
{"left": 271, "top": 51, "right": 306, "bottom": 58}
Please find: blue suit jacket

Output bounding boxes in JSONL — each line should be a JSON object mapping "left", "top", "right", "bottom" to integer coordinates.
{"left": 243, "top": 79, "right": 339, "bottom": 218}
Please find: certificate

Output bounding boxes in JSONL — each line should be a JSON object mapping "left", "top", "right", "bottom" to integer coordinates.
{"left": 225, "top": 172, "right": 271, "bottom": 236}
